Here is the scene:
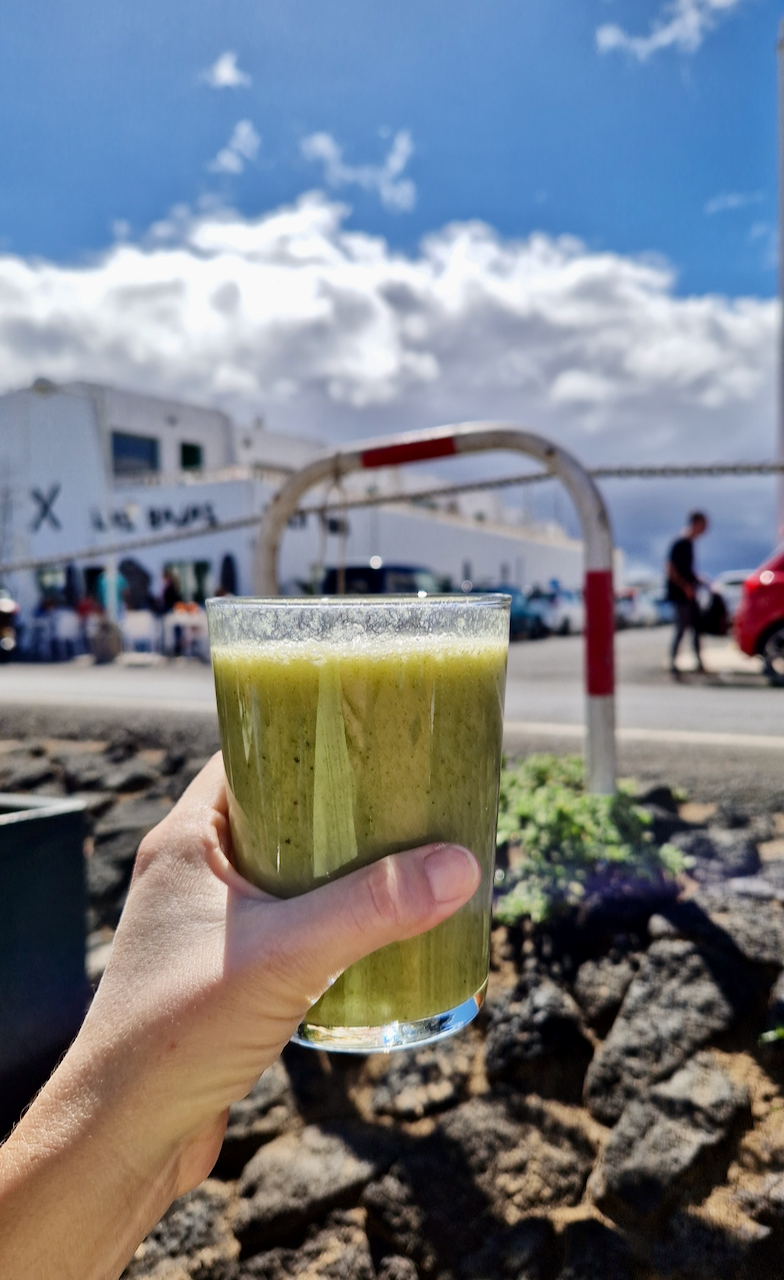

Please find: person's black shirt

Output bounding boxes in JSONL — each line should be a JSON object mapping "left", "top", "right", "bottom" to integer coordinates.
{"left": 667, "top": 537, "right": 695, "bottom": 604}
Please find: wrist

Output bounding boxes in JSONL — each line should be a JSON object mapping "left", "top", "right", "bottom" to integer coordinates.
{"left": 0, "top": 1040, "right": 184, "bottom": 1280}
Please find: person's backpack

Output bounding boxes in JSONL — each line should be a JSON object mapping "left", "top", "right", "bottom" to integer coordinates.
{"left": 698, "top": 591, "right": 728, "bottom": 637}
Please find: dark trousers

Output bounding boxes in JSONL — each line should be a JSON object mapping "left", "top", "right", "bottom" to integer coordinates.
{"left": 671, "top": 600, "right": 701, "bottom": 667}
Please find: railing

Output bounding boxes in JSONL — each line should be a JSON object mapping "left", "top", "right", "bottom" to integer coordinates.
{"left": 253, "top": 422, "right": 617, "bottom": 795}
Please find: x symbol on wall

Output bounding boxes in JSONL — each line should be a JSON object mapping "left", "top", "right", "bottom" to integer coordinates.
{"left": 30, "top": 484, "right": 62, "bottom": 532}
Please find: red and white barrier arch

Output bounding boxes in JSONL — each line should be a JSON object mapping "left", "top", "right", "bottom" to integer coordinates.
{"left": 253, "top": 423, "right": 616, "bottom": 794}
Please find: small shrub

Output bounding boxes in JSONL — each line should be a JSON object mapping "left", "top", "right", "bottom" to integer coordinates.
{"left": 494, "top": 754, "right": 685, "bottom": 925}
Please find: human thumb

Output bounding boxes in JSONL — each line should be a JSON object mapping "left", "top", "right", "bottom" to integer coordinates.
{"left": 268, "top": 842, "right": 481, "bottom": 1002}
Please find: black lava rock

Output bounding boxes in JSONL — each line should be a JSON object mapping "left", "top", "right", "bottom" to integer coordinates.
{"left": 234, "top": 1124, "right": 398, "bottom": 1257}
{"left": 213, "top": 1061, "right": 298, "bottom": 1180}
{"left": 672, "top": 829, "right": 761, "bottom": 883}
{"left": 573, "top": 955, "right": 639, "bottom": 1036}
{"left": 485, "top": 978, "right": 593, "bottom": 1101}
{"left": 589, "top": 1052, "right": 749, "bottom": 1227}
{"left": 583, "top": 939, "right": 745, "bottom": 1126}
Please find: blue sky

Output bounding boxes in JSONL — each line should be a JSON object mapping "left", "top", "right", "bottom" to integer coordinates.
{"left": 0, "top": 0, "right": 778, "bottom": 294}
{"left": 0, "top": 0, "right": 781, "bottom": 572}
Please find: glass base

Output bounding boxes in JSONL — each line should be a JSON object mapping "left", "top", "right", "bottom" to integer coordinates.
{"left": 291, "top": 979, "right": 487, "bottom": 1054}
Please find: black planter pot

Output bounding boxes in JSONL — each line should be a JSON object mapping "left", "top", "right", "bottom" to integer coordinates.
{"left": 0, "top": 793, "right": 87, "bottom": 1137}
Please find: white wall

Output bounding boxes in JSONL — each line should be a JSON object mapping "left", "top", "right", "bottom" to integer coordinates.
{"left": 68, "top": 382, "right": 235, "bottom": 477}
{"left": 80, "top": 476, "right": 267, "bottom": 600}
{"left": 0, "top": 388, "right": 110, "bottom": 614}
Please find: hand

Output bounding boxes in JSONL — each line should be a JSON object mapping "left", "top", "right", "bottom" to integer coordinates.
{"left": 0, "top": 754, "right": 479, "bottom": 1280}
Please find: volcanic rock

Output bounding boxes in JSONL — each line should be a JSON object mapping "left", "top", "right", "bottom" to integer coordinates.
{"left": 95, "top": 795, "right": 172, "bottom": 838}
{"left": 636, "top": 785, "right": 681, "bottom": 815}
{"left": 713, "top": 800, "right": 751, "bottom": 830}
{"left": 555, "top": 1217, "right": 637, "bottom": 1280}
{"left": 233, "top": 1124, "right": 396, "bottom": 1256}
{"left": 766, "top": 970, "right": 784, "bottom": 1032}
{"left": 735, "top": 1172, "right": 784, "bottom": 1228}
{"left": 459, "top": 1217, "right": 553, "bottom": 1279}
{"left": 237, "top": 1213, "right": 375, "bottom": 1280}
{"left": 58, "top": 750, "right": 107, "bottom": 792}
{"left": 682, "top": 886, "right": 784, "bottom": 967}
{"left": 637, "top": 803, "right": 691, "bottom": 844}
{"left": 584, "top": 940, "right": 744, "bottom": 1125}
{"left": 102, "top": 757, "right": 161, "bottom": 793}
{"left": 122, "top": 1180, "right": 239, "bottom": 1279}
{"left": 573, "top": 955, "right": 638, "bottom": 1036}
{"left": 363, "top": 1097, "right": 595, "bottom": 1272}
{"left": 375, "top": 1258, "right": 419, "bottom": 1280}
{"left": 589, "top": 1052, "right": 749, "bottom": 1226}
{"left": 370, "top": 1038, "right": 473, "bottom": 1120}
{"left": 88, "top": 796, "right": 173, "bottom": 927}
{"left": 650, "top": 1206, "right": 773, "bottom": 1280}
{"left": 213, "top": 1062, "right": 298, "bottom": 1179}
{"left": 672, "top": 829, "right": 761, "bottom": 884}
{"left": 485, "top": 977, "right": 593, "bottom": 1101}
{"left": 0, "top": 753, "right": 55, "bottom": 791}
{"left": 167, "top": 757, "right": 215, "bottom": 801}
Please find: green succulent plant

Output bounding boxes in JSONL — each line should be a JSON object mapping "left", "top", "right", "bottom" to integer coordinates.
{"left": 494, "top": 754, "right": 686, "bottom": 925}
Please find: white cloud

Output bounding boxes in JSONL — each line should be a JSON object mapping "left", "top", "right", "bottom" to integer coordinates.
{"left": 301, "top": 130, "right": 416, "bottom": 212}
{"left": 705, "top": 190, "right": 763, "bottom": 215}
{"left": 597, "top": 0, "right": 748, "bottom": 61}
{"left": 0, "top": 197, "right": 776, "bottom": 567}
{"left": 201, "top": 51, "right": 251, "bottom": 89}
{"left": 208, "top": 120, "right": 261, "bottom": 174}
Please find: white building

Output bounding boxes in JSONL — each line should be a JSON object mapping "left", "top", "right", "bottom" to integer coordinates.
{"left": 0, "top": 379, "right": 590, "bottom": 626}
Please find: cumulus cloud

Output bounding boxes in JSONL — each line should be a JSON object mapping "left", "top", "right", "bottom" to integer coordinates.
{"left": 704, "top": 190, "right": 764, "bottom": 215}
{"left": 201, "top": 51, "right": 251, "bottom": 89}
{"left": 300, "top": 130, "right": 416, "bottom": 211}
{"left": 597, "top": 0, "right": 749, "bottom": 61}
{"left": 208, "top": 120, "right": 261, "bottom": 174}
{"left": 0, "top": 196, "right": 776, "bottom": 567}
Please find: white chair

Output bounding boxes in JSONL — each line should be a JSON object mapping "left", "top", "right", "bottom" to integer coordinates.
{"left": 50, "top": 608, "right": 82, "bottom": 659}
{"left": 121, "top": 610, "right": 162, "bottom": 653}
{"left": 162, "top": 608, "right": 209, "bottom": 660}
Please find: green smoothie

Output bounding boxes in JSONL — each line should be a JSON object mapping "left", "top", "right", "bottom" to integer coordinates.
{"left": 212, "top": 632, "right": 507, "bottom": 1030}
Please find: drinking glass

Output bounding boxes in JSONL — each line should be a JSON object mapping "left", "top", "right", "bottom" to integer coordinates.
{"left": 207, "top": 595, "right": 509, "bottom": 1052}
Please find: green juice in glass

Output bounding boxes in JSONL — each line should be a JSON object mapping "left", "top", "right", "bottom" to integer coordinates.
{"left": 210, "top": 602, "right": 508, "bottom": 1050}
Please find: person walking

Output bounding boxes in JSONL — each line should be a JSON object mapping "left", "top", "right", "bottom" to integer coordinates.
{"left": 666, "top": 511, "right": 709, "bottom": 678}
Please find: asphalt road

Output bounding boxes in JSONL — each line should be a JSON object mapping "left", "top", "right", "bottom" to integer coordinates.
{"left": 1, "top": 629, "right": 782, "bottom": 805}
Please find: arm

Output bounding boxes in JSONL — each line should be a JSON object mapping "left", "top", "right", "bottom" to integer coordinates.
{"left": 667, "top": 557, "right": 695, "bottom": 600}
{"left": 0, "top": 755, "right": 478, "bottom": 1280}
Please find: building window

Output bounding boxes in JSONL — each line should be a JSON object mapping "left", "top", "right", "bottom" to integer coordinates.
{"left": 180, "top": 442, "right": 203, "bottom": 471}
{"left": 112, "top": 432, "right": 160, "bottom": 477}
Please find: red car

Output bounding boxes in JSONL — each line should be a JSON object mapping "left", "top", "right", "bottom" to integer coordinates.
{"left": 734, "top": 547, "right": 784, "bottom": 684}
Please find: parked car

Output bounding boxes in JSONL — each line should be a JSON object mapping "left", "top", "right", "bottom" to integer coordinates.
{"left": 321, "top": 563, "right": 441, "bottom": 595}
{"left": 711, "top": 569, "right": 756, "bottom": 622}
{"left": 470, "top": 585, "right": 546, "bottom": 640}
{"left": 734, "top": 549, "right": 784, "bottom": 684}
{"left": 548, "top": 588, "right": 584, "bottom": 635}
{"left": 654, "top": 596, "right": 675, "bottom": 626}
{"left": 524, "top": 587, "right": 558, "bottom": 634}
{"left": 522, "top": 585, "right": 583, "bottom": 636}
{"left": 615, "top": 587, "right": 663, "bottom": 629}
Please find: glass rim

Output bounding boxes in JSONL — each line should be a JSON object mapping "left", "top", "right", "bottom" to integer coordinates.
{"left": 206, "top": 593, "right": 511, "bottom": 610}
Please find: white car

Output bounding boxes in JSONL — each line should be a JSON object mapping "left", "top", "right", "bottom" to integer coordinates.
{"left": 549, "top": 588, "right": 584, "bottom": 635}
{"left": 615, "top": 587, "right": 662, "bottom": 628}
{"left": 526, "top": 586, "right": 584, "bottom": 635}
{"left": 711, "top": 569, "right": 755, "bottom": 621}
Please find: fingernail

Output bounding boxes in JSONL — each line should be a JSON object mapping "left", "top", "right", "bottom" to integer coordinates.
{"left": 423, "top": 845, "right": 478, "bottom": 904}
